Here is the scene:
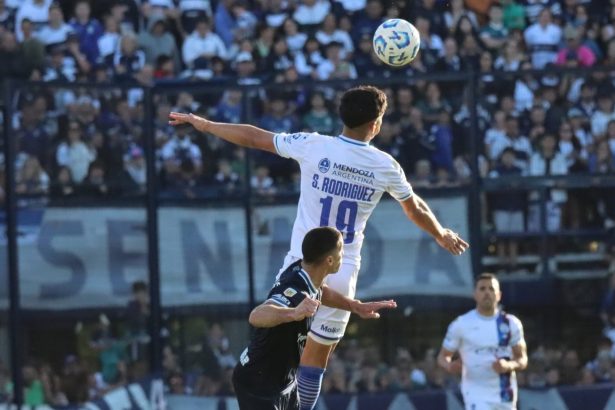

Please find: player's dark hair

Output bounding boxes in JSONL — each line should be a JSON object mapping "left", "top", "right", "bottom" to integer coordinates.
{"left": 302, "top": 227, "right": 341, "bottom": 264}
{"left": 474, "top": 273, "right": 498, "bottom": 287}
{"left": 339, "top": 86, "right": 387, "bottom": 129}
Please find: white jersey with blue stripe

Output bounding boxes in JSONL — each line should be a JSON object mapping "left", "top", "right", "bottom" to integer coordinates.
{"left": 273, "top": 132, "right": 413, "bottom": 265}
{"left": 442, "top": 309, "right": 524, "bottom": 404}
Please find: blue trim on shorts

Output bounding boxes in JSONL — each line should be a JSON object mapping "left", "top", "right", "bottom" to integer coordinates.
{"left": 310, "top": 329, "right": 343, "bottom": 341}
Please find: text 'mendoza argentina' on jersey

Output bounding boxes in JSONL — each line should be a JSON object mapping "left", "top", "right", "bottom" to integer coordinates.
{"left": 236, "top": 260, "right": 321, "bottom": 393}
{"left": 442, "top": 309, "right": 525, "bottom": 403}
{"left": 273, "top": 132, "right": 414, "bottom": 265}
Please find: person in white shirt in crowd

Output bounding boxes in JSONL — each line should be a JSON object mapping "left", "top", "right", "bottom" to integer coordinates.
{"left": 524, "top": 7, "right": 562, "bottom": 69}
{"left": 56, "top": 121, "right": 97, "bottom": 184}
{"left": 15, "top": 0, "right": 51, "bottom": 41}
{"left": 182, "top": 17, "right": 227, "bottom": 68}
{"left": 35, "top": 2, "right": 73, "bottom": 47}
{"left": 523, "top": 0, "right": 561, "bottom": 24}
{"left": 528, "top": 133, "right": 568, "bottom": 232}
{"left": 334, "top": 0, "right": 365, "bottom": 15}
{"left": 97, "top": 14, "right": 121, "bottom": 60}
{"left": 293, "top": 0, "right": 330, "bottom": 27}
{"left": 316, "top": 41, "right": 357, "bottom": 80}
{"left": 262, "top": 0, "right": 289, "bottom": 28}
{"left": 591, "top": 93, "right": 615, "bottom": 139}
{"left": 281, "top": 18, "right": 307, "bottom": 55}
{"left": 438, "top": 273, "right": 528, "bottom": 410}
{"left": 316, "top": 15, "right": 354, "bottom": 59}
{"left": 160, "top": 127, "right": 203, "bottom": 181}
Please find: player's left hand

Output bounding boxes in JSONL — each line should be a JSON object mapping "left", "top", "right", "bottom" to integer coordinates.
{"left": 436, "top": 229, "right": 469, "bottom": 256}
{"left": 352, "top": 299, "right": 397, "bottom": 319}
{"left": 492, "top": 358, "right": 512, "bottom": 374}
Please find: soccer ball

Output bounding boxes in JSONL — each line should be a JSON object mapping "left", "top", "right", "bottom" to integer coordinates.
{"left": 373, "top": 19, "right": 421, "bottom": 67}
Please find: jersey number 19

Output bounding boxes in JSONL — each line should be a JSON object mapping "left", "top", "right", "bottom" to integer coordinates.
{"left": 319, "top": 196, "right": 358, "bottom": 244}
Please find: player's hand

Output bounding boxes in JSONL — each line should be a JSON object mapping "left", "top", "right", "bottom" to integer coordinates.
{"left": 168, "top": 112, "right": 210, "bottom": 133}
{"left": 351, "top": 299, "right": 397, "bottom": 319}
{"left": 492, "top": 359, "right": 512, "bottom": 374}
{"left": 446, "top": 359, "right": 462, "bottom": 375}
{"left": 292, "top": 294, "right": 320, "bottom": 321}
{"left": 436, "top": 228, "right": 469, "bottom": 256}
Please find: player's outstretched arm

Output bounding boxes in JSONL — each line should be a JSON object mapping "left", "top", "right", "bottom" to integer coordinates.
{"left": 399, "top": 194, "right": 469, "bottom": 256}
{"left": 437, "top": 347, "right": 462, "bottom": 375}
{"left": 168, "top": 112, "right": 277, "bottom": 153}
{"left": 249, "top": 297, "right": 320, "bottom": 328}
{"left": 320, "top": 285, "right": 397, "bottom": 319}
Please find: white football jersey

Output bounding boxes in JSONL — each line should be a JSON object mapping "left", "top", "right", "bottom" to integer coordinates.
{"left": 442, "top": 309, "right": 524, "bottom": 404}
{"left": 273, "top": 132, "right": 413, "bottom": 265}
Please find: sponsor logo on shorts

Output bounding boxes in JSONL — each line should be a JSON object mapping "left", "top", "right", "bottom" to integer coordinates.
{"left": 284, "top": 288, "right": 297, "bottom": 297}
{"left": 320, "top": 324, "right": 340, "bottom": 334}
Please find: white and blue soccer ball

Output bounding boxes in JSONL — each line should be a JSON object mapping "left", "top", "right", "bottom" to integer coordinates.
{"left": 373, "top": 19, "right": 421, "bottom": 67}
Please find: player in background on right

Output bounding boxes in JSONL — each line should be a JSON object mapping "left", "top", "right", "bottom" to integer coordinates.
{"left": 438, "top": 273, "right": 528, "bottom": 410}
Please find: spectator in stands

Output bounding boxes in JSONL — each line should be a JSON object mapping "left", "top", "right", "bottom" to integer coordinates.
{"left": 78, "top": 161, "right": 110, "bottom": 197}
{"left": 261, "top": 0, "right": 288, "bottom": 28}
{"left": 126, "top": 280, "right": 150, "bottom": 362}
{"left": 293, "top": 0, "right": 330, "bottom": 28}
{"left": 22, "top": 362, "right": 45, "bottom": 406}
{"left": 214, "top": 159, "right": 240, "bottom": 195}
{"left": 316, "top": 15, "right": 353, "bottom": 58}
{"left": 109, "top": 32, "right": 145, "bottom": 82}
{"left": 56, "top": 121, "right": 96, "bottom": 183}
{"left": 494, "top": 39, "right": 525, "bottom": 71}
{"left": 556, "top": 25, "right": 596, "bottom": 67}
{"left": 15, "top": 0, "right": 49, "bottom": 42}
{"left": 161, "top": 126, "right": 202, "bottom": 185}
{"left": 524, "top": 8, "right": 562, "bottom": 69}
{"left": 528, "top": 133, "right": 568, "bottom": 232}
{"left": 302, "top": 92, "right": 335, "bottom": 134}
{"left": 36, "top": 2, "right": 73, "bottom": 47}
{"left": 263, "top": 37, "right": 293, "bottom": 74}
{"left": 412, "top": 159, "right": 434, "bottom": 188}
{"left": 123, "top": 145, "right": 146, "bottom": 194}
{"left": 138, "top": 13, "right": 180, "bottom": 72}
{"left": 182, "top": 17, "right": 227, "bottom": 69}
{"left": 231, "top": 1, "right": 257, "bottom": 42}
{"left": 50, "top": 166, "right": 75, "bottom": 198}
{"left": 0, "top": 0, "right": 15, "bottom": 32}
{"left": 20, "top": 18, "right": 46, "bottom": 73}
{"left": 250, "top": 164, "right": 276, "bottom": 197}
{"left": 97, "top": 14, "right": 120, "bottom": 61}
{"left": 416, "top": 16, "right": 443, "bottom": 68}
{"left": 591, "top": 93, "right": 615, "bottom": 139}
{"left": 315, "top": 41, "right": 357, "bottom": 80}
{"left": 489, "top": 148, "right": 525, "bottom": 270}
{"left": 351, "top": 0, "right": 383, "bottom": 43}
{"left": 480, "top": 3, "right": 508, "bottom": 52}
{"left": 16, "top": 155, "right": 49, "bottom": 195}
{"left": 69, "top": 0, "right": 103, "bottom": 65}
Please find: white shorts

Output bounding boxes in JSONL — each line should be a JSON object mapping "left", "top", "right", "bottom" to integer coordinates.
{"left": 278, "top": 254, "right": 359, "bottom": 345}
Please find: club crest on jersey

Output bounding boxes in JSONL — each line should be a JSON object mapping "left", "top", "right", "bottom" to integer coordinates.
{"left": 284, "top": 288, "right": 297, "bottom": 297}
{"left": 318, "top": 158, "right": 330, "bottom": 173}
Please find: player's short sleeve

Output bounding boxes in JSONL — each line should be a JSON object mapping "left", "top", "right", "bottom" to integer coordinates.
{"left": 509, "top": 315, "right": 525, "bottom": 347}
{"left": 273, "top": 132, "right": 318, "bottom": 161}
{"left": 267, "top": 285, "right": 306, "bottom": 308}
{"left": 442, "top": 318, "right": 462, "bottom": 352}
{"left": 385, "top": 158, "right": 413, "bottom": 201}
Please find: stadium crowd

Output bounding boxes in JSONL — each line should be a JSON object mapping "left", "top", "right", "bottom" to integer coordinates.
{"left": 1, "top": 0, "right": 615, "bottom": 405}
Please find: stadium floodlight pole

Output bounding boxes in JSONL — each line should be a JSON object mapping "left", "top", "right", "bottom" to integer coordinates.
{"left": 3, "top": 79, "right": 23, "bottom": 405}
{"left": 143, "top": 86, "right": 163, "bottom": 373}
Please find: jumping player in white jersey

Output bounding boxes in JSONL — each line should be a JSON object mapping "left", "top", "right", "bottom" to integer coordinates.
{"left": 437, "top": 273, "right": 528, "bottom": 410}
{"left": 169, "top": 85, "right": 469, "bottom": 409}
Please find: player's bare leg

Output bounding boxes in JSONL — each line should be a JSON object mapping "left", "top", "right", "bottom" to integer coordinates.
{"left": 300, "top": 337, "right": 336, "bottom": 368}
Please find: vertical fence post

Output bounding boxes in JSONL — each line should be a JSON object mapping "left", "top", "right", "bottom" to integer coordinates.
{"left": 143, "top": 86, "right": 162, "bottom": 372}
{"left": 466, "top": 72, "right": 484, "bottom": 276}
{"left": 242, "top": 86, "right": 256, "bottom": 310}
{"left": 3, "top": 80, "right": 23, "bottom": 405}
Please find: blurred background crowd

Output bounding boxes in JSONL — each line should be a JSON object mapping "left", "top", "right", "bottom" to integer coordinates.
{"left": 1, "top": 0, "right": 615, "bottom": 406}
